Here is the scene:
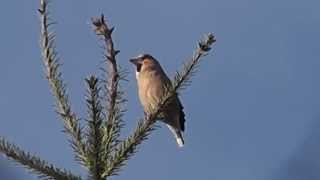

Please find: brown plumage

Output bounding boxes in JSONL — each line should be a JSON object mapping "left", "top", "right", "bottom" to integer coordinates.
{"left": 130, "top": 54, "right": 186, "bottom": 147}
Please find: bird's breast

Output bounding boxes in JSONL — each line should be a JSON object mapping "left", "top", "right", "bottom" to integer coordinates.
{"left": 137, "top": 71, "right": 167, "bottom": 111}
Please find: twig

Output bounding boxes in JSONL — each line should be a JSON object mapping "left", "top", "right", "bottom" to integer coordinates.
{"left": 92, "top": 14, "right": 120, "bottom": 118}
{"left": 39, "top": 0, "right": 87, "bottom": 165}
{"left": 92, "top": 15, "right": 124, "bottom": 161}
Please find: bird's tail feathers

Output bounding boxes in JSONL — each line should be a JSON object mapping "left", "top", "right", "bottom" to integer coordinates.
{"left": 167, "top": 124, "right": 185, "bottom": 148}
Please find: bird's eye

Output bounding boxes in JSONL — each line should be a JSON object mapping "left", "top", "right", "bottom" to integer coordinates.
{"left": 136, "top": 64, "right": 142, "bottom": 72}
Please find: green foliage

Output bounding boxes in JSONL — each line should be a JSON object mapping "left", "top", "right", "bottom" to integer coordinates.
{"left": 0, "top": 0, "right": 216, "bottom": 179}
{"left": 85, "top": 76, "right": 105, "bottom": 180}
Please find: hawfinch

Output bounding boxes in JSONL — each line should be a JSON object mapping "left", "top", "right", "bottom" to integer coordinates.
{"left": 130, "top": 54, "right": 186, "bottom": 147}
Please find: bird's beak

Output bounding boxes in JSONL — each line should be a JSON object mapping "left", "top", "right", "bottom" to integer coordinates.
{"left": 129, "top": 58, "right": 140, "bottom": 65}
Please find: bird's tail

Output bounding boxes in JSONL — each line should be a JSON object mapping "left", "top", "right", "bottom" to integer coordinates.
{"left": 166, "top": 124, "right": 185, "bottom": 148}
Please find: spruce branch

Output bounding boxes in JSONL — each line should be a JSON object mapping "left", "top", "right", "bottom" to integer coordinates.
{"left": 92, "top": 15, "right": 125, "bottom": 160}
{"left": 39, "top": 0, "right": 87, "bottom": 165}
{"left": 0, "top": 137, "right": 81, "bottom": 180}
{"left": 102, "top": 33, "right": 216, "bottom": 177}
{"left": 173, "top": 33, "right": 216, "bottom": 91}
{"left": 85, "top": 76, "right": 105, "bottom": 180}
{"left": 91, "top": 14, "right": 120, "bottom": 118}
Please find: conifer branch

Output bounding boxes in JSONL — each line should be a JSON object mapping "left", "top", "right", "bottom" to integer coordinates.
{"left": 102, "top": 33, "right": 216, "bottom": 177}
{"left": 0, "top": 137, "right": 81, "bottom": 180}
{"left": 173, "top": 33, "right": 216, "bottom": 91}
{"left": 85, "top": 76, "right": 105, "bottom": 180}
{"left": 92, "top": 15, "right": 125, "bottom": 161}
{"left": 38, "top": 0, "right": 87, "bottom": 165}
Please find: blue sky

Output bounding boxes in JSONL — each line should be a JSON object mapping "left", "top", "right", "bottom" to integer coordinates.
{"left": 1, "top": 0, "right": 320, "bottom": 179}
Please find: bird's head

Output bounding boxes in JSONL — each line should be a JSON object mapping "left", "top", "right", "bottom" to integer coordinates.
{"left": 129, "top": 54, "right": 160, "bottom": 73}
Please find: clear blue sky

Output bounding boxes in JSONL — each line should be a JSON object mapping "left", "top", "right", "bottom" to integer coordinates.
{"left": 1, "top": 0, "right": 320, "bottom": 179}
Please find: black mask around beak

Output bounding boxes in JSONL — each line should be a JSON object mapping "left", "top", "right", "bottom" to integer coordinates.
{"left": 129, "top": 58, "right": 139, "bottom": 65}
{"left": 129, "top": 58, "right": 142, "bottom": 72}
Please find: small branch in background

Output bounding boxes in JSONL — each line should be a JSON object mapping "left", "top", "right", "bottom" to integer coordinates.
{"left": 39, "top": 0, "right": 87, "bottom": 166}
{"left": 92, "top": 15, "right": 125, "bottom": 163}
{"left": 173, "top": 33, "right": 216, "bottom": 91}
{"left": 0, "top": 137, "right": 81, "bottom": 180}
{"left": 85, "top": 76, "right": 104, "bottom": 180}
{"left": 102, "top": 33, "right": 216, "bottom": 177}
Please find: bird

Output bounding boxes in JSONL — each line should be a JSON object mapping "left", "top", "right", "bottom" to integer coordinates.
{"left": 130, "top": 54, "right": 186, "bottom": 147}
